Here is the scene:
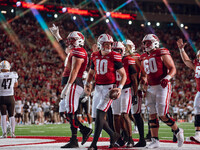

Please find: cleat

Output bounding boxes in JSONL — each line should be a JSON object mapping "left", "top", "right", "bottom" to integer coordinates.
{"left": 88, "top": 145, "right": 97, "bottom": 150}
{"left": 61, "top": 138, "right": 78, "bottom": 148}
{"left": 146, "top": 138, "right": 159, "bottom": 149}
{"left": 126, "top": 137, "right": 134, "bottom": 148}
{"left": 109, "top": 132, "right": 120, "bottom": 148}
{"left": 145, "top": 133, "right": 152, "bottom": 142}
{"left": 80, "top": 126, "right": 93, "bottom": 145}
{"left": 11, "top": 133, "right": 16, "bottom": 138}
{"left": 134, "top": 139, "right": 146, "bottom": 147}
{"left": 176, "top": 128, "right": 184, "bottom": 147}
{"left": 116, "top": 137, "right": 125, "bottom": 147}
{"left": 0, "top": 133, "right": 7, "bottom": 138}
{"left": 190, "top": 132, "right": 200, "bottom": 143}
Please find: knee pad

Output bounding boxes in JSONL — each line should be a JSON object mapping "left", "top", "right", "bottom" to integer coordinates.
{"left": 159, "top": 114, "right": 175, "bottom": 127}
{"left": 149, "top": 118, "right": 159, "bottom": 128}
{"left": 195, "top": 115, "right": 200, "bottom": 127}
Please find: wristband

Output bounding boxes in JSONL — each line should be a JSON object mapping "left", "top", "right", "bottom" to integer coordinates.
{"left": 164, "top": 75, "right": 172, "bottom": 80}
{"left": 85, "top": 81, "right": 90, "bottom": 86}
{"left": 179, "top": 48, "right": 185, "bottom": 52}
{"left": 118, "top": 84, "right": 123, "bottom": 90}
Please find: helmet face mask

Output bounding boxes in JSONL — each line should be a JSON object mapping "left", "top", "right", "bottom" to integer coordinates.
{"left": 122, "top": 39, "right": 136, "bottom": 56}
{"left": 67, "top": 31, "right": 85, "bottom": 48}
{"left": 142, "top": 34, "right": 159, "bottom": 52}
{"left": 197, "top": 50, "right": 200, "bottom": 61}
{"left": 97, "top": 34, "right": 114, "bottom": 53}
{"left": 112, "top": 41, "right": 125, "bottom": 55}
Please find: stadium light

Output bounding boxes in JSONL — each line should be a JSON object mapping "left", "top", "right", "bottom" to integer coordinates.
{"left": 16, "top": 1, "right": 21, "bottom": 7}
{"left": 1, "top": 10, "right": 6, "bottom": 14}
{"left": 11, "top": 9, "right": 14, "bottom": 13}
{"left": 73, "top": 16, "right": 76, "bottom": 20}
{"left": 147, "top": 22, "right": 151, "bottom": 26}
{"left": 62, "top": 7, "right": 67, "bottom": 13}
{"left": 106, "top": 18, "right": 109, "bottom": 23}
{"left": 54, "top": 14, "right": 58, "bottom": 18}
{"left": 180, "top": 24, "right": 184, "bottom": 28}
{"left": 156, "top": 22, "right": 160, "bottom": 27}
{"left": 90, "top": 17, "right": 94, "bottom": 22}
{"left": 128, "top": 20, "right": 132, "bottom": 25}
{"left": 106, "top": 12, "right": 111, "bottom": 17}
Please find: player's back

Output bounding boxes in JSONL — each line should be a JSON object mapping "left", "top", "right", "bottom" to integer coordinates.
{"left": 0, "top": 71, "right": 18, "bottom": 96}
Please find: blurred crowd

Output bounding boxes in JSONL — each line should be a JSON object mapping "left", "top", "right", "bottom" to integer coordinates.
{"left": 0, "top": 14, "right": 200, "bottom": 124}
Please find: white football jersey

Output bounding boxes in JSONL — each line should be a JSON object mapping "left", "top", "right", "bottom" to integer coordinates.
{"left": 0, "top": 71, "right": 18, "bottom": 96}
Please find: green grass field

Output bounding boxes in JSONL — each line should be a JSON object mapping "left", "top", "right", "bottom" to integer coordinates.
{"left": 0, "top": 122, "right": 195, "bottom": 141}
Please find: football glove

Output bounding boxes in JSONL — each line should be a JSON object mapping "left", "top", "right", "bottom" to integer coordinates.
{"left": 49, "top": 24, "right": 62, "bottom": 41}
{"left": 160, "top": 79, "right": 169, "bottom": 88}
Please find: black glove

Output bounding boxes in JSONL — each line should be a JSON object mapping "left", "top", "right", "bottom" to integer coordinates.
{"left": 132, "top": 95, "right": 137, "bottom": 105}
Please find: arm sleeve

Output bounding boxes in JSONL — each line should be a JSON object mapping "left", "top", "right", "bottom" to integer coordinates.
{"left": 90, "top": 60, "right": 95, "bottom": 69}
{"left": 59, "top": 40, "right": 66, "bottom": 50}
{"left": 128, "top": 65, "right": 136, "bottom": 75}
{"left": 114, "top": 61, "right": 123, "bottom": 70}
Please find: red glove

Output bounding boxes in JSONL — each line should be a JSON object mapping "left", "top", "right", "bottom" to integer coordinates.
{"left": 160, "top": 79, "right": 169, "bottom": 88}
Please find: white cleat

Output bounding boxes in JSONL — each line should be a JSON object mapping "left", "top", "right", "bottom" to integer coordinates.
{"left": 1, "top": 133, "right": 7, "bottom": 138}
{"left": 11, "top": 133, "right": 16, "bottom": 138}
{"left": 146, "top": 138, "right": 160, "bottom": 149}
{"left": 176, "top": 128, "right": 184, "bottom": 147}
{"left": 190, "top": 132, "right": 200, "bottom": 143}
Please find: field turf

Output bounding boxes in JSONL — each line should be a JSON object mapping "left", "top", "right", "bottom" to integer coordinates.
{"left": 0, "top": 122, "right": 195, "bottom": 141}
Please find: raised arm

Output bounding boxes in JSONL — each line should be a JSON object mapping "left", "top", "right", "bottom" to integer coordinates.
{"left": 177, "top": 38, "right": 195, "bottom": 70}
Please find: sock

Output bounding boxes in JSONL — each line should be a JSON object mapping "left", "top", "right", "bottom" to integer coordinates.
{"left": 91, "top": 109, "right": 106, "bottom": 147}
{"left": 133, "top": 113, "right": 145, "bottom": 140}
{"left": 9, "top": 116, "right": 15, "bottom": 134}
{"left": 68, "top": 113, "right": 78, "bottom": 139}
{"left": 1, "top": 115, "right": 7, "bottom": 134}
{"left": 174, "top": 128, "right": 180, "bottom": 134}
{"left": 152, "top": 137, "right": 159, "bottom": 140}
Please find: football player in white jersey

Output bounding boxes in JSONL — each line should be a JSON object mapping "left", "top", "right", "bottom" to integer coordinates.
{"left": 0, "top": 60, "right": 18, "bottom": 138}
{"left": 177, "top": 38, "right": 200, "bottom": 143}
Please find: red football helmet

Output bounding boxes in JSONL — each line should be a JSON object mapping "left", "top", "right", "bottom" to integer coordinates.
{"left": 112, "top": 41, "right": 125, "bottom": 55}
{"left": 142, "top": 34, "right": 159, "bottom": 52}
{"left": 67, "top": 31, "right": 85, "bottom": 48}
{"left": 97, "top": 34, "right": 113, "bottom": 52}
{"left": 122, "top": 39, "right": 136, "bottom": 55}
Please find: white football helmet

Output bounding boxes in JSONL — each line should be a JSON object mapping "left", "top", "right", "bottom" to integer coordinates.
{"left": 0, "top": 60, "right": 11, "bottom": 71}
{"left": 142, "top": 34, "right": 159, "bottom": 52}
{"left": 122, "top": 39, "right": 136, "bottom": 55}
{"left": 112, "top": 41, "right": 125, "bottom": 55}
{"left": 97, "top": 33, "right": 113, "bottom": 52}
{"left": 67, "top": 31, "right": 85, "bottom": 48}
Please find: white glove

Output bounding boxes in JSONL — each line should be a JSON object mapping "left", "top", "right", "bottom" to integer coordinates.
{"left": 81, "top": 96, "right": 89, "bottom": 103}
{"left": 49, "top": 24, "right": 62, "bottom": 41}
{"left": 60, "top": 83, "right": 72, "bottom": 99}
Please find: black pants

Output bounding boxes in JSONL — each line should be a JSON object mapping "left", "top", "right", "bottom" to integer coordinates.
{"left": 0, "top": 96, "right": 15, "bottom": 117}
